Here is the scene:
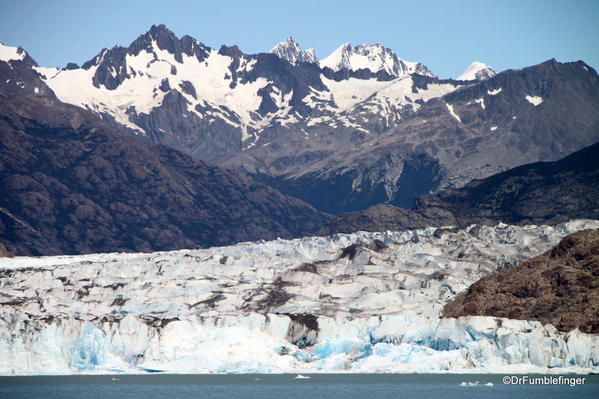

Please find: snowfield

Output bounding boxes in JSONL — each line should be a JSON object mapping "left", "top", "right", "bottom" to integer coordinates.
{"left": 1, "top": 220, "right": 598, "bottom": 375}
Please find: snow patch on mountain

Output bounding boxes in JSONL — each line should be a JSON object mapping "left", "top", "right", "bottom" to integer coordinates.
{"left": 525, "top": 95, "right": 544, "bottom": 106}
{"left": 320, "top": 76, "right": 390, "bottom": 111}
{"left": 304, "top": 76, "right": 461, "bottom": 130}
{"left": 374, "top": 79, "right": 458, "bottom": 105}
{"left": 458, "top": 61, "right": 496, "bottom": 81}
{"left": 1, "top": 220, "right": 598, "bottom": 375}
{"left": 0, "top": 43, "right": 26, "bottom": 62}
{"left": 446, "top": 103, "right": 462, "bottom": 123}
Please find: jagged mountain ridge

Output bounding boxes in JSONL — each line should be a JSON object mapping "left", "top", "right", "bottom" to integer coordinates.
{"left": 270, "top": 36, "right": 434, "bottom": 77}
{"left": 28, "top": 25, "right": 442, "bottom": 164}
{"left": 2, "top": 27, "right": 598, "bottom": 216}
{"left": 270, "top": 37, "right": 317, "bottom": 65}
{"left": 320, "top": 42, "right": 434, "bottom": 77}
{"left": 0, "top": 41, "right": 55, "bottom": 97}
{"left": 250, "top": 59, "right": 599, "bottom": 214}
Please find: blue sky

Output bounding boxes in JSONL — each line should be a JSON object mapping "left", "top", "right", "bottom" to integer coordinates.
{"left": 0, "top": 0, "right": 597, "bottom": 78}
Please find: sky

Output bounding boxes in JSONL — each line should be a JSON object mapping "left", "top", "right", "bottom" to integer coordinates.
{"left": 0, "top": 0, "right": 597, "bottom": 78}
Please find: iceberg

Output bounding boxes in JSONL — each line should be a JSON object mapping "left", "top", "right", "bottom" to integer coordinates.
{"left": 1, "top": 220, "right": 598, "bottom": 375}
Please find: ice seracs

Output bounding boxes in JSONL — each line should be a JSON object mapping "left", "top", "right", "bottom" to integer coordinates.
{"left": 458, "top": 61, "right": 496, "bottom": 81}
{"left": 270, "top": 37, "right": 317, "bottom": 65}
{"left": 1, "top": 220, "right": 598, "bottom": 375}
{"left": 321, "top": 42, "right": 434, "bottom": 77}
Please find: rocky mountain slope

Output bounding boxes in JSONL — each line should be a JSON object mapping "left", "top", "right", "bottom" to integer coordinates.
{"left": 0, "top": 42, "right": 55, "bottom": 97}
{"left": 260, "top": 59, "right": 599, "bottom": 214}
{"left": 0, "top": 93, "right": 327, "bottom": 256}
{"left": 2, "top": 27, "right": 598, "bottom": 217}
{"left": 318, "top": 141, "right": 599, "bottom": 235}
{"left": 443, "top": 228, "right": 599, "bottom": 334}
{"left": 2, "top": 28, "right": 464, "bottom": 200}
{"left": 1, "top": 220, "right": 597, "bottom": 374}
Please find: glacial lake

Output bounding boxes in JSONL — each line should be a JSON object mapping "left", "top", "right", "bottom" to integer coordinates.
{"left": 1, "top": 374, "right": 598, "bottom": 399}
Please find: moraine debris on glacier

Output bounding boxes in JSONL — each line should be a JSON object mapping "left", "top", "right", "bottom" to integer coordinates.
{"left": 1, "top": 220, "right": 599, "bottom": 374}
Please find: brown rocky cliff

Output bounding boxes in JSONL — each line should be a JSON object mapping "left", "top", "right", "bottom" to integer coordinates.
{"left": 0, "top": 94, "right": 329, "bottom": 255}
{"left": 443, "top": 229, "right": 599, "bottom": 333}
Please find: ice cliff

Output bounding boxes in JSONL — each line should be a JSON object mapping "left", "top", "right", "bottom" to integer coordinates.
{"left": 1, "top": 220, "right": 598, "bottom": 374}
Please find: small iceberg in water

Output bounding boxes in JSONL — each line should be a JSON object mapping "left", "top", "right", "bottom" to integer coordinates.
{"left": 459, "top": 381, "right": 493, "bottom": 387}
{"left": 294, "top": 374, "right": 311, "bottom": 379}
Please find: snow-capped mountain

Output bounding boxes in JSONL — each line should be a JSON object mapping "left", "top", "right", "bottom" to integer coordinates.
{"left": 0, "top": 42, "right": 55, "bottom": 97}
{"left": 269, "top": 37, "right": 435, "bottom": 78}
{"left": 34, "top": 25, "right": 276, "bottom": 155}
{"left": 320, "top": 42, "right": 434, "bottom": 77}
{"left": 1, "top": 220, "right": 598, "bottom": 374}
{"left": 23, "top": 25, "right": 456, "bottom": 161}
{"left": 0, "top": 42, "right": 26, "bottom": 62}
{"left": 458, "top": 61, "right": 496, "bottom": 80}
{"left": 241, "top": 59, "right": 599, "bottom": 214}
{"left": 270, "top": 36, "right": 317, "bottom": 65}
{"left": 1, "top": 26, "right": 598, "bottom": 217}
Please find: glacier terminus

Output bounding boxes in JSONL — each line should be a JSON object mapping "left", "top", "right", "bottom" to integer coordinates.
{"left": 1, "top": 220, "right": 598, "bottom": 375}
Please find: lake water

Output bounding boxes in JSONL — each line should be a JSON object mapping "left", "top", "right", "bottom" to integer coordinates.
{"left": 1, "top": 374, "right": 598, "bottom": 399}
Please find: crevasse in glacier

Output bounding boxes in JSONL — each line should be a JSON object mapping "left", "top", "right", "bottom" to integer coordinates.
{"left": 1, "top": 220, "right": 598, "bottom": 374}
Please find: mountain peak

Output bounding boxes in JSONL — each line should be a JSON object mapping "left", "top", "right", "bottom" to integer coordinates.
{"left": 283, "top": 36, "right": 298, "bottom": 45}
{"left": 143, "top": 24, "right": 180, "bottom": 43}
{"left": 79, "top": 24, "right": 211, "bottom": 89}
{"left": 0, "top": 42, "right": 27, "bottom": 63}
{"left": 270, "top": 36, "right": 317, "bottom": 65}
{"left": 134, "top": 23, "right": 179, "bottom": 48}
{"left": 321, "top": 42, "right": 433, "bottom": 77}
{"left": 149, "top": 24, "right": 172, "bottom": 34}
{"left": 458, "top": 61, "right": 496, "bottom": 81}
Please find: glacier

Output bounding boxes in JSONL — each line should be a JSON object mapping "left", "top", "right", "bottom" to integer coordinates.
{"left": 1, "top": 220, "right": 598, "bottom": 375}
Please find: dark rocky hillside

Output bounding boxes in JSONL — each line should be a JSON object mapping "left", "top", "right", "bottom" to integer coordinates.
{"left": 0, "top": 94, "right": 328, "bottom": 256}
{"left": 256, "top": 60, "right": 599, "bottom": 214}
{"left": 319, "top": 141, "right": 599, "bottom": 235}
{"left": 443, "top": 229, "right": 599, "bottom": 334}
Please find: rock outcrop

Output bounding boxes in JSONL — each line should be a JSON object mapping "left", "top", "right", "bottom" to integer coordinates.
{"left": 443, "top": 229, "right": 599, "bottom": 334}
{"left": 318, "top": 141, "right": 599, "bottom": 235}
